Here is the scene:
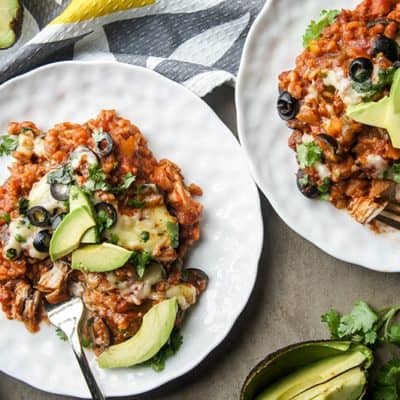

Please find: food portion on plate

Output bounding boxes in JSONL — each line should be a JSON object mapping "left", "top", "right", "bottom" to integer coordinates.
{"left": 0, "top": 110, "right": 208, "bottom": 369}
{"left": 277, "top": 0, "right": 400, "bottom": 226}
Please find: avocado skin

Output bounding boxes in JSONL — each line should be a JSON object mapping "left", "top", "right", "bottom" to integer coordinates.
{"left": 240, "top": 341, "right": 372, "bottom": 400}
{"left": 0, "top": 0, "right": 23, "bottom": 49}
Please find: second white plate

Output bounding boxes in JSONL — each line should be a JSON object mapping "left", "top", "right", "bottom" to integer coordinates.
{"left": 235, "top": 0, "right": 400, "bottom": 272}
{"left": 0, "top": 61, "right": 263, "bottom": 397}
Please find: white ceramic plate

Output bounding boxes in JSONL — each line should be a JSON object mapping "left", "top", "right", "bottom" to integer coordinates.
{"left": 0, "top": 61, "right": 263, "bottom": 398}
{"left": 236, "top": 0, "right": 400, "bottom": 272}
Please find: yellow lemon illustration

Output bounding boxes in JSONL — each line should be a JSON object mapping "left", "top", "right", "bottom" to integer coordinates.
{"left": 51, "top": 0, "right": 155, "bottom": 24}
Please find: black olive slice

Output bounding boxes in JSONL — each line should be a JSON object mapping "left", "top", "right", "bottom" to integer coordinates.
{"left": 94, "top": 202, "right": 117, "bottom": 228}
{"left": 296, "top": 170, "right": 319, "bottom": 199}
{"left": 51, "top": 213, "right": 67, "bottom": 230}
{"left": 50, "top": 182, "right": 70, "bottom": 201}
{"left": 33, "top": 230, "right": 51, "bottom": 253}
{"left": 372, "top": 35, "right": 398, "bottom": 62}
{"left": 27, "top": 206, "right": 50, "bottom": 227}
{"left": 93, "top": 131, "right": 114, "bottom": 157}
{"left": 349, "top": 58, "right": 373, "bottom": 83}
{"left": 277, "top": 91, "right": 299, "bottom": 121}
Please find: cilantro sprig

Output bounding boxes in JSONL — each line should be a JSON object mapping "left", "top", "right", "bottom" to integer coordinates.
{"left": 0, "top": 135, "right": 18, "bottom": 156}
{"left": 322, "top": 301, "right": 400, "bottom": 346}
{"left": 303, "top": 9, "right": 340, "bottom": 48}
{"left": 296, "top": 142, "right": 323, "bottom": 169}
{"left": 85, "top": 164, "right": 110, "bottom": 193}
{"left": 145, "top": 329, "right": 183, "bottom": 372}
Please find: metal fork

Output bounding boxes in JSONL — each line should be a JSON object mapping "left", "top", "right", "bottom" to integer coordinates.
{"left": 376, "top": 201, "right": 400, "bottom": 229}
{"left": 45, "top": 298, "right": 106, "bottom": 400}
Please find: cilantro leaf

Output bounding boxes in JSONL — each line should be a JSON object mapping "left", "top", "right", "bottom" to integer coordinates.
{"left": 97, "top": 210, "right": 114, "bottom": 234}
{"left": 119, "top": 173, "right": 136, "bottom": 191}
{"left": 0, "top": 135, "right": 18, "bottom": 156}
{"left": 130, "top": 250, "right": 152, "bottom": 278}
{"left": 56, "top": 328, "right": 68, "bottom": 341}
{"left": 85, "top": 164, "right": 110, "bottom": 193}
{"left": 303, "top": 9, "right": 339, "bottom": 48}
{"left": 321, "top": 309, "right": 340, "bottom": 339}
{"left": 296, "top": 142, "right": 323, "bottom": 168}
{"left": 145, "top": 329, "right": 183, "bottom": 372}
{"left": 127, "top": 198, "right": 146, "bottom": 208}
{"left": 47, "top": 164, "right": 75, "bottom": 185}
{"left": 166, "top": 221, "right": 179, "bottom": 249}
{"left": 0, "top": 213, "right": 11, "bottom": 223}
{"left": 18, "top": 198, "right": 29, "bottom": 216}
{"left": 372, "top": 359, "right": 400, "bottom": 400}
{"left": 385, "top": 163, "right": 400, "bottom": 184}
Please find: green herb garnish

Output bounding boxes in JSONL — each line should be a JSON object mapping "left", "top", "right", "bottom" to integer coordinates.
{"left": 127, "top": 198, "right": 146, "bottom": 208}
{"left": 385, "top": 163, "right": 400, "bottom": 184}
{"left": 97, "top": 210, "right": 114, "bottom": 234}
{"left": 166, "top": 221, "right": 179, "bottom": 249}
{"left": 109, "top": 233, "right": 120, "bottom": 245}
{"left": 0, "top": 213, "right": 11, "bottom": 223}
{"left": 81, "top": 336, "right": 93, "bottom": 349}
{"left": 140, "top": 231, "right": 150, "bottom": 242}
{"left": 372, "top": 359, "right": 400, "bottom": 400}
{"left": 47, "top": 164, "right": 75, "bottom": 185}
{"left": 352, "top": 67, "right": 396, "bottom": 101}
{"left": 303, "top": 9, "right": 340, "bottom": 48}
{"left": 145, "top": 329, "right": 183, "bottom": 372}
{"left": 6, "top": 248, "right": 17, "bottom": 260}
{"left": 85, "top": 164, "right": 110, "bottom": 193}
{"left": 15, "top": 234, "right": 26, "bottom": 243}
{"left": 296, "top": 142, "right": 323, "bottom": 169}
{"left": 0, "top": 135, "right": 18, "bottom": 156}
{"left": 322, "top": 301, "right": 400, "bottom": 346}
{"left": 56, "top": 328, "right": 68, "bottom": 341}
{"left": 116, "top": 173, "right": 136, "bottom": 192}
{"left": 18, "top": 198, "right": 29, "bottom": 216}
{"left": 130, "top": 250, "right": 152, "bottom": 278}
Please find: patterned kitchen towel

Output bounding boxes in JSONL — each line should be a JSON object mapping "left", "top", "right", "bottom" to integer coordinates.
{"left": 0, "top": 0, "right": 265, "bottom": 96}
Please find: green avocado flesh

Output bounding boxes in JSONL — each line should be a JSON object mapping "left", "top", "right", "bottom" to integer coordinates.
{"left": 256, "top": 351, "right": 367, "bottom": 400}
{"left": 347, "top": 68, "right": 400, "bottom": 148}
{"left": 69, "top": 186, "right": 99, "bottom": 243}
{"left": 0, "top": 0, "right": 21, "bottom": 49}
{"left": 292, "top": 368, "right": 365, "bottom": 400}
{"left": 97, "top": 297, "right": 178, "bottom": 368}
{"left": 49, "top": 206, "right": 96, "bottom": 261}
{"left": 241, "top": 342, "right": 372, "bottom": 400}
{"left": 71, "top": 242, "right": 132, "bottom": 272}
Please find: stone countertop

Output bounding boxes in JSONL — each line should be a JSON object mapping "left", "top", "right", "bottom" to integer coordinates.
{"left": 1, "top": 85, "right": 399, "bottom": 400}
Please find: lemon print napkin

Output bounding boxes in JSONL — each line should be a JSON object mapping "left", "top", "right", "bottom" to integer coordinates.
{"left": 0, "top": 0, "right": 264, "bottom": 96}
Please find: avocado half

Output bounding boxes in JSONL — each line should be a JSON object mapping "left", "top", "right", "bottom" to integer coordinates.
{"left": 240, "top": 341, "right": 373, "bottom": 400}
{"left": 0, "top": 0, "right": 23, "bottom": 49}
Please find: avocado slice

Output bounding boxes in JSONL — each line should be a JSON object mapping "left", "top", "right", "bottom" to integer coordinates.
{"left": 71, "top": 242, "right": 132, "bottom": 272}
{"left": 241, "top": 342, "right": 372, "bottom": 400}
{"left": 0, "top": 0, "right": 22, "bottom": 49}
{"left": 292, "top": 368, "right": 365, "bottom": 400}
{"left": 255, "top": 351, "right": 368, "bottom": 400}
{"left": 346, "top": 68, "right": 400, "bottom": 148}
{"left": 49, "top": 206, "right": 96, "bottom": 261}
{"left": 97, "top": 297, "right": 178, "bottom": 368}
{"left": 69, "top": 186, "right": 99, "bottom": 243}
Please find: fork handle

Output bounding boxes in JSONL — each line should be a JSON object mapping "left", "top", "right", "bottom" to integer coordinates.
{"left": 71, "top": 330, "right": 106, "bottom": 400}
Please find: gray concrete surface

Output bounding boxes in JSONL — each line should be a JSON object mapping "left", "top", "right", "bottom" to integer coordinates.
{"left": 1, "top": 85, "right": 399, "bottom": 400}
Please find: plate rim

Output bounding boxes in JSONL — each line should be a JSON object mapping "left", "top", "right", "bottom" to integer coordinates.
{"left": 235, "top": 0, "right": 399, "bottom": 273}
{"left": 0, "top": 60, "right": 264, "bottom": 397}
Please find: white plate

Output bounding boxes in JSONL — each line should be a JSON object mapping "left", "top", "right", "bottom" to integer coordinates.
{"left": 0, "top": 61, "right": 263, "bottom": 398}
{"left": 236, "top": 0, "right": 400, "bottom": 272}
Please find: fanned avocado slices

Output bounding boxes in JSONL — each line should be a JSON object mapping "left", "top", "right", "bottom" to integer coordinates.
{"left": 241, "top": 341, "right": 373, "bottom": 400}
{"left": 0, "top": 0, "right": 22, "bottom": 49}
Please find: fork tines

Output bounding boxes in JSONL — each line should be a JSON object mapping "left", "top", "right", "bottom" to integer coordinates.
{"left": 376, "top": 201, "right": 400, "bottom": 229}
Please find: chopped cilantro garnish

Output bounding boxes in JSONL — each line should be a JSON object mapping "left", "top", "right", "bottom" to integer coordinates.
{"left": 127, "top": 198, "right": 146, "bottom": 208}
{"left": 130, "top": 250, "right": 152, "bottom": 278}
{"left": 97, "top": 210, "right": 114, "bottom": 234}
{"left": 0, "top": 213, "right": 11, "bottom": 223}
{"left": 6, "top": 248, "right": 17, "bottom": 259}
{"left": 303, "top": 9, "right": 339, "bottom": 48}
{"left": 109, "top": 233, "right": 120, "bottom": 245}
{"left": 296, "top": 142, "right": 322, "bottom": 169}
{"left": 352, "top": 67, "right": 396, "bottom": 101}
{"left": 145, "top": 329, "right": 183, "bottom": 372}
{"left": 113, "top": 173, "right": 136, "bottom": 194}
{"left": 140, "top": 231, "right": 150, "bottom": 242}
{"left": 318, "top": 177, "right": 331, "bottom": 200}
{"left": 81, "top": 336, "right": 93, "bottom": 349}
{"left": 166, "top": 221, "right": 179, "bottom": 249}
{"left": 15, "top": 234, "right": 26, "bottom": 243}
{"left": 0, "top": 135, "right": 18, "bottom": 156}
{"left": 47, "top": 164, "right": 75, "bottom": 185}
{"left": 85, "top": 164, "right": 110, "bottom": 193}
{"left": 56, "top": 328, "right": 68, "bottom": 341}
{"left": 18, "top": 198, "right": 29, "bottom": 216}
{"left": 385, "top": 163, "right": 400, "bottom": 183}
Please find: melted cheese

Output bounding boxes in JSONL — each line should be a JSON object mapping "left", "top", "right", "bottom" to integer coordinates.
{"left": 323, "top": 69, "right": 362, "bottom": 106}
{"left": 4, "top": 217, "right": 48, "bottom": 260}
{"left": 28, "top": 174, "right": 67, "bottom": 213}
{"left": 105, "top": 205, "right": 176, "bottom": 254}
